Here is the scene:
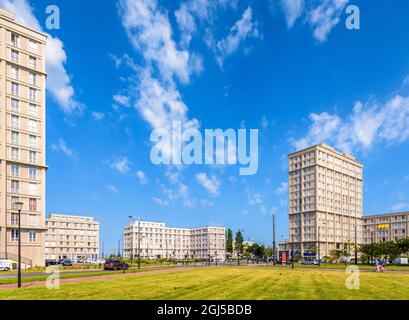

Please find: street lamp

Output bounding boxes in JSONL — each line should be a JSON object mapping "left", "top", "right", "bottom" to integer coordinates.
{"left": 13, "top": 201, "right": 24, "bottom": 288}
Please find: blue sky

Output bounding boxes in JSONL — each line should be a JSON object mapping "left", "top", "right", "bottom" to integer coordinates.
{"left": 4, "top": 0, "right": 409, "bottom": 254}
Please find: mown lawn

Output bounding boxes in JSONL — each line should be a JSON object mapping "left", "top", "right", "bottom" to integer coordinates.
{"left": 0, "top": 267, "right": 408, "bottom": 300}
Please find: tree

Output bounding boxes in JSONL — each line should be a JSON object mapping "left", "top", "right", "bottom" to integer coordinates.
{"left": 397, "top": 238, "right": 409, "bottom": 255}
{"left": 329, "top": 250, "right": 343, "bottom": 263}
{"left": 359, "top": 243, "right": 379, "bottom": 263}
{"left": 235, "top": 230, "right": 244, "bottom": 257}
{"left": 226, "top": 229, "right": 233, "bottom": 257}
{"left": 382, "top": 241, "right": 402, "bottom": 260}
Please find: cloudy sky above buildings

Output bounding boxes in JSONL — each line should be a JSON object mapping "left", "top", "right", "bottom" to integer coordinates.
{"left": 2, "top": 0, "right": 409, "bottom": 253}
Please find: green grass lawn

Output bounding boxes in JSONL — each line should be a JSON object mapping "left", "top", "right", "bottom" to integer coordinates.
{"left": 1, "top": 266, "right": 408, "bottom": 300}
{"left": 0, "top": 266, "right": 177, "bottom": 286}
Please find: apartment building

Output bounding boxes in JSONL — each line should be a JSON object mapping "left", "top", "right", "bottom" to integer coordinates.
{"left": 45, "top": 214, "right": 100, "bottom": 260}
{"left": 0, "top": 9, "right": 47, "bottom": 267}
{"left": 363, "top": 212, "right": 409, "bottom": 243}
{"left": 124, "top": 221, "right": 226, "bottom": 261}
{"left": 288, "top": 144, "right": 364, "bottom": 258}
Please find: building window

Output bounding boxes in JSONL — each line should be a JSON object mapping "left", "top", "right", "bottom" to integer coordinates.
{"left": 29, "top": 167, "right": 37, "bottom": 180}
{"left": 11, "top": 99, "right": 20, "bottom": 112}
{"left": 28, "top": 40, "right": 38, "bottom": 53}
{"left": 11, "top": 147, "right": 19, "bottom": 161}
{"left": 11, "top": 229, "right": 19, "bottom": 242}
{"left": 28, "top": 119, "right": 37, "bottom": 132}
{"left": 11, "top": 213, "right": 19, "bottom": 226}
{"left": 11, "top": 115, "right": 20, "bottom": 128}
{"left": 29, "top": 88, "right": 37, "bottom": 102}
{"left": 29, "top": 56, "right": 37, "bottom": 69}
{"left": 29, "top": 72, "right": 37, "bottom": 86}
{"left": 11, "top": 82, "right": 19, "bottom": 96}
{"left": 11, "top": 33, "right": 20, "bottom": 47}
{"left": 11, "top": 131, "right": 19, "bottom": 145}
{"left": 29, "top": 198, "right": 37, "bottom": 212}
{"left": 29, "top": 104, "right": 37, "bottom": 116}
{"left": 11, "top": 66, "right": 19, "bottom": 80}
{"left": 29, "top": 151, "right": 37, "bottom": 164}
{"left": 11, "top": 50, "right": 19, "bottom": 63}
{"left": 29, "top": 135, "right": 38, "bottom": 148}
{"left": 11, "top": 196, "right": 20, "bottom": 207}
{"left": 29, "top": 183, "right": 37, "bottom": 196}
{"left": 29, "top": 230, "right": 37, "bottom": 243}
{"left": 11, "top": 164, "right": 20, "bottom": 177}
{"left": 11, "top": 180, "right": 20, "bottom": 193}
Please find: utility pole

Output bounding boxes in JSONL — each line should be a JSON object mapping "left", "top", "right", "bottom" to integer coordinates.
{"left": 102, "top": 242, "right": 105, "bottom": 259}
{"left": 272, "top": 213, "right": 276, "bottom": 265}
{"left": 138, "top": 218, "right": 141, "bottom": 270}
{"left": 291, "top": 234, "right": 295, "bottom": 270}
{"left": 355, "top": 217, "right": 358, "bottom": 265}
{"left": 118, "top": 240, "right": 121, "bottom": 257}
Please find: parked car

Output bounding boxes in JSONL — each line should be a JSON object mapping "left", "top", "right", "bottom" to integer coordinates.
{"left": 104, "top": 259, "right": 129, "bottom": 271}
{"left": 45, "top": 259, "right": 58, "bottom": 267}
{"left": 394, "top": 258, "right": 408, "bottom": 265}
{"left": 302, "top": 259, "right": 318, "bottom": 265}
{"left": 61, "top": 259, "right": 72, "bottom": 267}
{"left": 0, "top": 260, "right": 13, "bottom": 271}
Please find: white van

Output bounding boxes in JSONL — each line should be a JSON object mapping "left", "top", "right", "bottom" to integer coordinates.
{"left": 0, "top": 260, "right": 13, "bottom": 271}
{"left": 394, "top": 258, "right": 408, "bottom": 265}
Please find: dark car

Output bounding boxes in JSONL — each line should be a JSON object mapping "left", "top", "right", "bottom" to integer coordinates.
{"left": 104, "top": 259, "right": 129, "bottom": 271}
{"left": 61, "top": 259, "right": 72, "bottom": 267}
{"left": 45, "top": 259, "right": 58, "bottom": 267}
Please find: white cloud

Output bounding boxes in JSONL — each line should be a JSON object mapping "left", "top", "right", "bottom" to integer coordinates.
{"left": 108, "top": 156, "right": 131, "bottom": 174}
{"left": 118, "top": 0, "right": 201, "bottom": 160}
{"left": 107, "top": 185, "right": 119, "bottom": 193}
{"left": 113, "top": 94, "right": 130, "bottom": 106}
{"left": 247, "top": 191, "right": 267, "bottom": 214}
{"left": 92, "top": 111, "right": 105, "bottom": 121}
{"left": 195, "top": 173, "right": 221, "bottom": 197}
{"left": 0, "top": 0, "right": 83, "bottom": 114}
{"left": 136, "top": 170, "right": 148, "bottom": 185}
{"left": 292, "top": 94, "right": 409, "bottom": 154}
{"left": 261, "top": 116, "right": 269, "bottom": 130}
{"left": 118, "top": 0, "right": 202, "bottom": 84}
{"left": 280, "top": 0, "right": 304, "bottom": 28}
{"left": 307, "top": 0, "right": 349, "bottom": 43}
{"left": 152, "top": 196, "right": 170, "bottom": 207}
{"left": 274, "top": 182, "right": 288, "bottom": 196}
{"left": 211, "top": 7, "right": 260, "bottom": 67}
{"left": 109, "top": 53, "right": 122, "bottom": 68}
{"left": 390, "top": 203, "right": 408, "bottom": 212}
{"left": 159, "top": 182, "right": 197, "bottom": 208}
{"left": 403, "top": 75, "right": 409, "bottom": 87}
{"left": 51, "top": 138, "right": 75, "bottom": 158}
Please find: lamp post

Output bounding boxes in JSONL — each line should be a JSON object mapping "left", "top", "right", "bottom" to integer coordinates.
{"left": 355, "top": 217, "right": 358, "bottom": 265}
{"left": 13, "top": 201, "right": 24, "bottom": 288}
{"left": 318, "top": 221, "right": 326, "bottom": 268}
{"left": 291, "top": 233, "right": 295, "bottom": 270}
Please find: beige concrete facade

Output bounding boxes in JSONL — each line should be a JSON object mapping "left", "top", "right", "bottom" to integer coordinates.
{"left": 363, "top": 212, "right": 409, "bottom": 243}
{"left": 45, "top": 214, "right": 100, "bottom": 260}
{"left": 0, "top": 9, "right": 47, "bottom": 267}
{"left": 288, "top": 144, "right": 363, "bottom": 258}
{"left": 124, "top": 221, "right": 226, "bottom": 261}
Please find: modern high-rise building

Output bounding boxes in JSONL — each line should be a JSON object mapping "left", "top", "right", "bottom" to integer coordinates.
{"left": 288, "top": 144, "right": 364, "bottom": 258}
{"left": 44, "top": 214, "right": 100, "bottom": 260}
{"left": 124, "top": 220, "right": 226, "bottom": 261}
{"left": 0, "top": 9, "right": 47, "bottom": 267}
{"left": 363, "top": 212, "right": 409, "bottom": 244}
